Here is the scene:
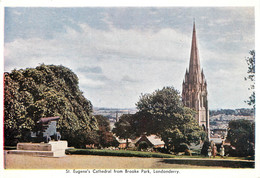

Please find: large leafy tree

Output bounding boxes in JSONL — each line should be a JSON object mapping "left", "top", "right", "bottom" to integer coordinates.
{"left": 95, "top": 115, "right": 118, "bottom": 148}
{"left": 112, "top": 114, "right": 136, "bottom": 148}
{"left": 226, "top": 119, "right": 255, "bottom": 156}
{"left": 4, "top": 64, "right": 99, "bottom": 147}
{"left": 244, "top": 50, "right": 255, "bottom": 109}
{"left": 135, "top": 86, "right": 205, "bottom": 151}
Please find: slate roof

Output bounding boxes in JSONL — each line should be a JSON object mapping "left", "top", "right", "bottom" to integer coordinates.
{"left": 115, "top": 135, "right": 165, "bottom": 146}
{"left": 146, "top": 135, "right": 165, "bottom": 146}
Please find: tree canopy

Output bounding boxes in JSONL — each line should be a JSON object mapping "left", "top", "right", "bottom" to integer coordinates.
{"left": 244, "top": 50, "right": 255, "bottom": 108}
{"left": 226, "top": 119, "right": 255, "bottom": 156}
{"left": 112, "top": 114, "right": 136, "bottom": 148}
{"left": 4, "top": 64, "right": 99, "bottom": 147}
{"left": 95, "top": 115, "right": 118, "bottom": 148}
{"left": 134, "top": 86, "right": 205, "bottom": 151}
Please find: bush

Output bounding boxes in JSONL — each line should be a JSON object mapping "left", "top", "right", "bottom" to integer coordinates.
{"left": 226, "top": 119, "right": 255, "bottom": 157}
{"left": 154, "top": 147, "right": 170, "bottom": 154}
{"left": 201, "top": 140, "right": 210, "bottom": 156}
{"left": 174, "top": 143, "right": 190, "bottom": 152}
{"left": 138, "top": 141, "right": 149, "bottom": 151}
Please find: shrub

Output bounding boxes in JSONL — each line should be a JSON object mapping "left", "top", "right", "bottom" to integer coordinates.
{"left": 201, "top": 140, "right": 210, "bottom": 156}
{"left": 138, "top": 141, "right": 149, "bottom": 151}
{"left": 174, "top": 143, "right": 190, "bottom": 153}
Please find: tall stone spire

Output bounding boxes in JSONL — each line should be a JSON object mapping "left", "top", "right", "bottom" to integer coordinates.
{"left": 182, "top": 22, "right": 210, "bottom": 138}
{"left": 188, "top": 22, "right": 201, "bottom": 84}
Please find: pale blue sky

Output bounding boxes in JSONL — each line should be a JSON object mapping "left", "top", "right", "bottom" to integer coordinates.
{"left": 4, "top": 7, "right": 255, "bottom": 109}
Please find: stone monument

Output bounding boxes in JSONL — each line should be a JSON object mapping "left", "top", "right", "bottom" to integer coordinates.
{"left": 8, "top": 116, "right": 67, "bottom": 157}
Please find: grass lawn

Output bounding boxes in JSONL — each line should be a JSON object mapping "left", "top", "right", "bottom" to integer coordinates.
{"left": 66, "top": 148, "right": 176, "bottom": 158}
{"left": 66, "top": 148, "right": 254, "bottom": 160}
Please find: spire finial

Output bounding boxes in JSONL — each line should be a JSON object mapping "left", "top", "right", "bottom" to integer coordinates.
{"left": 193, "top": 18, "right": 196, "bottom": 31}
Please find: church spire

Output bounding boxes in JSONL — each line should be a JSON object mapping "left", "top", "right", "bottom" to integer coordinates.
{"left": 188, "top": 21, "right": 201, "bottom": 83}
{"left": 182, "top": 22, "right": 210, "bottom": 139}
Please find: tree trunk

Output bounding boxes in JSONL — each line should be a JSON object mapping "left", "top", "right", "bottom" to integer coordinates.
{"left": 126, "top": 138, "right": 129, "bottom": 149}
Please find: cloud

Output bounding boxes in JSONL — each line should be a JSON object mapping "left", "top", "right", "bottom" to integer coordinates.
{"left": 77, "top": 66, "right": 103, "bottom": 74}
{"left": 4, "top": 23, "right": 190, "bottom": 107}
{"left": 4, "top": 7, "right": 255, "bottom": 109}
{"left": 121, "top": 75, "right": 139, "bottom": 83}
{"left": 78, "top": 76, "right": 106, "bottom": 89}
{"left": 73, "top": 23, "right": 191, "bottom": 62}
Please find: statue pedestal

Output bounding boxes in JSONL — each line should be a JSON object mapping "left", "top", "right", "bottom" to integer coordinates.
{"left": 8, "top": 141, "right": 68, "bottom": 157}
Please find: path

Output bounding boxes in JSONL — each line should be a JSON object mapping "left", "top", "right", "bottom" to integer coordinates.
{"left": 4, "top": 154, "right": 229, "bottom": 169}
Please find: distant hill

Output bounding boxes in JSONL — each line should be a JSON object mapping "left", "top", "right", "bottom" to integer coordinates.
{"left": 93, "top": 107, "right": 138, "bottom": 119}
{"left": 209, "top": 108, "right": 254, "bottom": 116}
{"left": 94, "top": 107, "right": 254, "bottom": 118}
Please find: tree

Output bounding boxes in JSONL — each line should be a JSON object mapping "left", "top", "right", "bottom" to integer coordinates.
{"left": 244, "top": 50, "right": 255, "bottom": 108}
{"left": 226, "top": 119, "right": 254, "bottom": 157}
{"left": 135, "top": 86, "right": 205, "bottom": 151}
{"left": 112, "top": 114, "right": 136, "bottom": 148}
{"left": 95, "top": 115, "right": 118, "bottom": 148}
{"left": 137, "top": 141, "right": 149, "bottom": 151}
{"left": 4, "top": 64, "right": 99, "bottom": 147}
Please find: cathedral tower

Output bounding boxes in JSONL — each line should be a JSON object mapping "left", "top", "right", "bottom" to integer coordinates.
{"left": 182, "top": 22, "right": 210, "bottom": 137}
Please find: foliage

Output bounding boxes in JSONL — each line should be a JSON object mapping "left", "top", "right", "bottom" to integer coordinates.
{"left": 226, "top": 119, "right": 255, "bottom": 157}
{"left": 135, "top": 86, "right": 205, "bottom": 151}
{"left": 95, "top": 115, "right": 119, "bottom": 148}
{"left": 66, "top": 148, "right": 177, "bottom": 158}
{"left": 244, "top": 50, "right": 255, "bottom": 109}
{"left": 137, "top": 141, "right": 149, "bottom": 151}
{"left": 200, "top": 139, "right": 210, "bottom": 156}
{"left": 174, "top": 143, "right": 190, "bottom": 153}
{"left": 4, "top": 64, "right": 99, "bottom": 147}
{"left": 112, "top": 114, "right": 136, "bottom": 148}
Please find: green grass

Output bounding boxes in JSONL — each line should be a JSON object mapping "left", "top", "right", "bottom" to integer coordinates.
{"left": 66, "top": 149, "right": 254, "bottom": 161}
{"left": 66, "top": 149, "right": 177, "bottom": 158}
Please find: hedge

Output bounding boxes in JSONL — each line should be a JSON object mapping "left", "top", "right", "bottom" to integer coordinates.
{"left": 66, "top": 149, "right": 176, "bottom": 158}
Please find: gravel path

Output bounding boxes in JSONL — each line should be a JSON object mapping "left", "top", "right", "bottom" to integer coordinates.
{"left": 4, "top": 153, "right": 226, "bottom": 169}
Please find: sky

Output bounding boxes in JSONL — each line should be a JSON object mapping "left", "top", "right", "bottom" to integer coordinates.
{"left": 4, "top": 7, "right": 255, "bottom": 109}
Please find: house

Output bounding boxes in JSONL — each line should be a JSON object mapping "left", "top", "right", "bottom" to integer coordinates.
{"left": 135, "top": 134, "right": 165, "bottom": 148}
{"left": 115, "top": 138, "right": 132, "bottom": 149}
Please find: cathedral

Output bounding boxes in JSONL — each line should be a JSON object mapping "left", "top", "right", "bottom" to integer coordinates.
{"left": 182, "top": 22, "right": 210, "bottom": 137}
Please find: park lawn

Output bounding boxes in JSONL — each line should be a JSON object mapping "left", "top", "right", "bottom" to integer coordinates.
{"left": 177, "top": 155, "right": 254, "bottom": 160}
{"left": 4, "top": 146, "right": 253, "bottom": 161}
{"left": 66, "top": 148, "right": 177, "bottom": 158}
{"left": 66, "top": 149, "right": 253, "bottom": 161}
